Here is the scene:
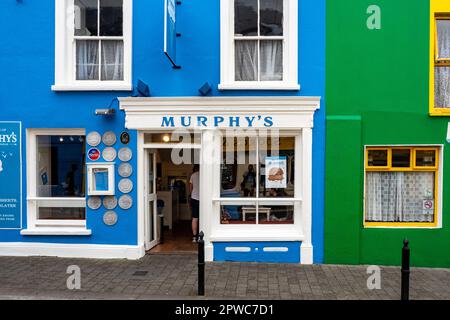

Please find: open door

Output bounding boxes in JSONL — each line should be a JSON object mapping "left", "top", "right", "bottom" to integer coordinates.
{"left": 144, "top": 149, "right": 159, "bottom": 251}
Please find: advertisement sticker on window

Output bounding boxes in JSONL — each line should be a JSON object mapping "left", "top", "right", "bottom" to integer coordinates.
{"left": 0, "top": 121, "right": 22, "bottom": 229}
{"left": 265, "top": 156, "right": 287, "bottom": 189}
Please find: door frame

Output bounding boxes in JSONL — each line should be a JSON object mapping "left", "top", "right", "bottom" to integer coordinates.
{"left": 144, "top": 149, "right": 158, "bottom": 250}
{"left": 138, "top": 131, "right": 202, "bottom": 252}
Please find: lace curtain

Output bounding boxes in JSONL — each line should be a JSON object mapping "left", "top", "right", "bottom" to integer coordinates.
{"left": 235, "top": 40, "right": 283, "bottom": 81}
{"left": 435, "top": 20, "right": 450, "bottom": 108}
{"left": 365, "top": 172, "right": 435, "bottom": 222}
{"left": 76, "top": 40, "right": 123, "bottom": 81}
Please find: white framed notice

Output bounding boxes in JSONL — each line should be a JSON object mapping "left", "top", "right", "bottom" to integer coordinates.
{"left": 265, "top": 156, "right": 287, "bottom": 189}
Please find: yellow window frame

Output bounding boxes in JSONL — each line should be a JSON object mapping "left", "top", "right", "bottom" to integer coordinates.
{"left": 364, "top": 146, "right": 439, "bottom": 228}
{"left": 430, "top": 0, "right": 450, "bottom": 115}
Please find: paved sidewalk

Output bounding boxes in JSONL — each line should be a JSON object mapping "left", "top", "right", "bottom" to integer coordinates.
{"left": 0, "top": 255, "right": 449, "bottom": 300}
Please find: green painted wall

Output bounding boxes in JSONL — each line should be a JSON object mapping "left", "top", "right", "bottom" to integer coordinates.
{"left": 326, "top": 0, "right": 450, "bottom": 267}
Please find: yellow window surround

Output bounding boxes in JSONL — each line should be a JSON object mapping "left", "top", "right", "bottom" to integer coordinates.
{"left": 430, "top": 0, "right": 450, "bottom": 116}
{"left": 364, "top": 146, "right": 439, "bottom": 228}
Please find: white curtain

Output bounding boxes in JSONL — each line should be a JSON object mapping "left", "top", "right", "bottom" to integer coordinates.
{"left": 260, "top": 40, "right": 283, "bottom": 81}
{"left": 76, "top": 40, "right": 99, "bottom": 80}
{"left": 435, "top": 20, "right": 450, "bottom": 108}
{"left": 366, "top": 172, "right": 435, "bottom": 223}
{"left": 235, "top": 40, "right": 258, "bottom": 81}
{"left": 101, "top": 40, "right": 124, "bottom": 80}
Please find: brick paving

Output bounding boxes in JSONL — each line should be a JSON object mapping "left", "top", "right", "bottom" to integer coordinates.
{"left": 0, "top": 254, "right": 448, "bottom": 300}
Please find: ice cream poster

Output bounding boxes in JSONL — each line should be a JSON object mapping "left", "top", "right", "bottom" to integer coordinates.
{"left": 265, "top": 156, "right": 287, "bottom": 189}
{"left": 0, "top": 121, "right": 22, "bottom": 229}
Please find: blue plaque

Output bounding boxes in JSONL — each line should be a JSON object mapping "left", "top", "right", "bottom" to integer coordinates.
{"left": 0, "top": 121, "right": 22, "bottom": 229}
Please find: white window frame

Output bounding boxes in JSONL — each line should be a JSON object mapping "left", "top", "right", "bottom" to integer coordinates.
{"left": 22, "top": 129, "right": 90, "bottom": 236}
{"left": 52, "top": 0, "right": 133, "bottom": 92}
{"left": 219, "top": 0, "right": 299, "bottom": 91}
{"left": 87, "top": 163, "right": 115, "bottom": 196}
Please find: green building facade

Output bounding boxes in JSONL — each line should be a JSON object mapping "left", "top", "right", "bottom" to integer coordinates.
{"left": 325, "top": 0, "right": 450, "bottom": 268}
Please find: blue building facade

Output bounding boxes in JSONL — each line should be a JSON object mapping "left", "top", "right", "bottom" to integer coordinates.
{"left": 0, "top": 0, "right": 325, "bottom": 263}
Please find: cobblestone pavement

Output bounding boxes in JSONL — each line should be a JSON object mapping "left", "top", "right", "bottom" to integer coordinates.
{"left": 0, "top": 254, "right": 449, "bottom": 300}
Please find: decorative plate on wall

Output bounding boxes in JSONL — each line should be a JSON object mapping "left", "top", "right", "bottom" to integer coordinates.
{"left": 102, "top": 147, "right": 117, "bottom": 162}
{"left": 87, "top": 196, "right": 102, "bottom": 210}
{"left": 118, "top": 178, "right": 133, "bottom": 194}
{"left": 103, "top": 211, "right": 118, "bottom": 226}
{"left": 102, "top": 131, "right": 117, "bottom": 146}
{"left": 103, "top": 196, "right": 118, "bottom": 210}
{"left": 87, "top": 132, "right": 101, "bottom": 147}
{"left": 118, "top": 195, "right": 133, "bottom": 210}
{"left": 118, "top": 147, "right": 132, "bottom": 162}
{"left": 118, "top": 163, "right": 133, "bottom": 178}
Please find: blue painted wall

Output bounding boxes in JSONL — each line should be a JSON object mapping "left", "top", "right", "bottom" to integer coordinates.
{"left": 0, "top": 0, "right": 325, "bottom": 262}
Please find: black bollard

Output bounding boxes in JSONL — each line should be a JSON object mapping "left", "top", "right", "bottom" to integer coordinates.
{"left": 198, "top": 231, "right": 205, "bottom": 296}
{"left": 401, "top": 239, "right": 410, "bottom": 301}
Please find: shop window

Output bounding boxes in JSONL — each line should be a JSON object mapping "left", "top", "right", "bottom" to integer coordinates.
{"left": 220, "top": 135, "right": 296, "bottom": 224}
{"left": 364, "top": 146, "right": 440, "bottom": 227}
{"left": 26, "top": 130, "right": 87, "bottom": 227}
{"left": 430, "top": 1, "right": 450, "bottom": 115}
{"left": 219, "top": 0, "right": 299, "bottom": 90}
{"left": 52, "top": 0, "right": 132, "bottom": 91}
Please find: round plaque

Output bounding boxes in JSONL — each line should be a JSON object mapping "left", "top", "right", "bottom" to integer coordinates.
{"left": 118, "top": 195, "right": 133, "bottom": 210}
{"left": 102, "top": 131, "right": 117, "bottom": 146}
{"left": 87, "top": 148, "right": 101, "bottom": 161}
{"left": 120, "top": 132, "right": 130, "bottom": 145}
{"left": 118, "top": 163, "right": 133, "bottom": 178}
{"left": 118, "top": 178, "right": 133, "bottom": 194}
{"left": 103, "top": 211, "right": 118, "bottom": 226}
{"left": 102, "top": 147, "right": 117, "bottom": 162}
{"left": 103, "top": 196, "right": 118, "bottom": 210}
{"left": 87, "top": 196, "right": 102, "bottom": 210}
{"left": 87, "top": 131, "right": 101, "bottom": 147}
{"left": 118, "top": 147, "right": 132, "bottom": 162}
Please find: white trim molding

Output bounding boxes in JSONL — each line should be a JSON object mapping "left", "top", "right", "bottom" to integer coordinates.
{"left": 52, "top": 0, "right": 133, "bottom": 91}
{"left": 0, "top": 242, "right": 145, "bottom": 260}
{"left": 219, "top": 0, "right": 299, "bottom": 90}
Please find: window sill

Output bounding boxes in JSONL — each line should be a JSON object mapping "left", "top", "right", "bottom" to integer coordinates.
{"left": 218, "top": 82, "right": 301, "bottom": 91}
{"left": 429, "top": 109, "right": 450, "bottom": 116}
{"left": 20, "top": 227, "right": 92, "bottom": 236}
{"left": 51, "top": 83, "right": 133, "bottom": 92}
{"left": 364, "top": 222, "right": 440, "bottom": 229}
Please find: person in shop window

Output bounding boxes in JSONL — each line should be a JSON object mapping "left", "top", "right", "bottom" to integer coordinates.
{"left": 189, "top": 164, "right": 200, "bottom": 242}
{"left": 241, "top": 164, "right": 256, "bottom": 197}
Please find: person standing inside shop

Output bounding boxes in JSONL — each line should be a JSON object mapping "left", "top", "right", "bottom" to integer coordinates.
{"left": 189, "top": 164, "right": 200, "bottom": 242}
{"left": 241, "top": 164, "right": 256, "bottom": 197}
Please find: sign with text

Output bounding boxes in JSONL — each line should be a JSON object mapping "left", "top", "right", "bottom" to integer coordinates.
{"left": 0, "top": 121, "right": 22, "bottom": 229}
{"left": 164, "top": 0, "right": 179, "bottom": 67}
{"left": 265, "top": 156, "right": 287, "bottom": 189}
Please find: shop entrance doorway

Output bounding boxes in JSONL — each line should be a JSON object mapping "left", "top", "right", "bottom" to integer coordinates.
{"left": 143, "top": 138, "right": 201, "bottom": 254}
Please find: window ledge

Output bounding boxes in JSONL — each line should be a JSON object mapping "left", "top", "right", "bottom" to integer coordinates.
{"left": 430, "top": 110, "right": 450, "bottom": 116}
{"left": 210, "top": 228, "right": 304, "bottom": 242}
{"left": 51, "top": 83, "right": 133, "bottom": 92}
{"left": 20, "top": 228, "right": 92, "bottom": 236}
{"left": 218, "top": 82, "right": 301, "bottom": 91}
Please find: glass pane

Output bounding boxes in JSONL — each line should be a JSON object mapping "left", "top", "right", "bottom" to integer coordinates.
{"left": 260, "top": 40, "right": 283, "bottom": 81}
{"left": 148, "top": 153, "right": 154, "bottom": 194}
{"left": 235, "top": 40, "right": 258, "bottom": 81}
{"left": 37, "top": 135, "right": 86, "bottom": 197}
{"left": 260, "top": 0, "right": 283, "bottom": 36}
{"left": 221, "top": 204, "right": 256, "bottom": 224}
{"left": 416, "top": 150, "right": 437, "bottom": 167}
{"left": 92, "top": 168, "right": 109, "bottom": 191}
{"left": 434, "top": 67, "right": 450, "bottom": 108}
{"left": 259, "top": 136, "right": 295, "bottom": 198}
{"left": 392, "top": 149, "right": 411, "bottom": 168}
{"left": 221, "top": 136, "right": 257, "bottom": 198}
{"left": 38, "top": 207, "right": 86, "bottom": 220}
{"left": 101, "top": 40, "right": 124, "bottom": 80}
{"left": 74, "top": 0, "right": 98, "bottom": 36}
{"left": 367, "top": 149, "right": 388, "bottom": 167}
{"left": 365, "top": 172, "right": 435, "bottom": 223}
{"left": 100, "top": 0, "right": 123, "bottom": 36}
{"left": 258, "top": 205, "right": 294, "bottom": 224}
{"left": 76, "top": 40, "right": 99, "bottom": 80}
{"left": 437, "top": 19, "right": 450, "bottom": 59}
{"left": 235, "top": 0, "right": 258, "bottom": 36}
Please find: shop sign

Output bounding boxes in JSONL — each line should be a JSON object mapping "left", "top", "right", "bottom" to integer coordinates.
{"left": 161, "top": 115, "right": 274, "bottom": 128}
{"left": 265, "top": 156, "right": 287, "bottom": 189}
{"left": 0, "top": 121, "right": 22, "bottom": 229}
